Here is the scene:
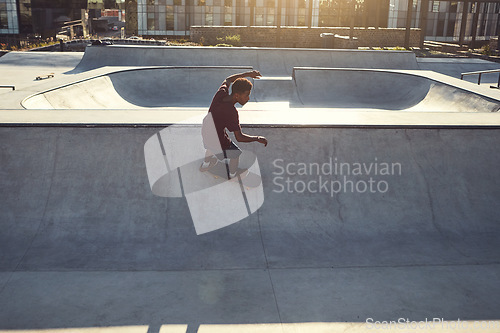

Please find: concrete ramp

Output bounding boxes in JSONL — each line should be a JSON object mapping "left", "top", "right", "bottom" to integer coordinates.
{"left": 1, "top": 125, "right": 499, "bottom": 330}
{"left": 292, "top": 68, "right": 500, "bottom": 112}
{"left": 72, "top": 45, "right": 420, "bottom": 75}
{"left": 22, "top": 66, "right": 254, "bottom": 109}
{"left": 23, "top": 66, "right": 500, "bottom": 112}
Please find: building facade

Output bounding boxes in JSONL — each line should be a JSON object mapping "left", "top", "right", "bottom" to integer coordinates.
{"left": 388, "top": 0, "right": 500, "bottom": 42}
{"left": 2, "top": 0, "right": 498, "bottom": 44}
{"left": 131, "top": 0, "right": 498, "bottom": 43}
{"left": 135, "top": 0, "right": 322, "bottom": 37}
{"left": 133, "top": 0, "right": 391, "bottom": 37}
{"left": 0, "top": 0, "right": 109, "bottom": 38}
{"left": 0, "top": 0, "right": 22, "bottom": 35}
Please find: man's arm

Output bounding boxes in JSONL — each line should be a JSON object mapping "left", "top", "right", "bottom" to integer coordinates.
{"left": 222, "top": 70, "right": 262, "bottom": 87}
{"left": 234, "top": 130, "right": 268, "bottom": 147}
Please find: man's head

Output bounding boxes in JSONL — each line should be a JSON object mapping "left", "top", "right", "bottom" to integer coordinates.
{"left": 231, "top": 78, "right": 253, "bottom": 106}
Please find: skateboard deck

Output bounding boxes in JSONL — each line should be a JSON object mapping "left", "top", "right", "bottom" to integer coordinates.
{"left": 205, "top": 161, "right": 261, "bottom": 189}
{"left": 35, "top": 73, "right": 54, "bottom": 80}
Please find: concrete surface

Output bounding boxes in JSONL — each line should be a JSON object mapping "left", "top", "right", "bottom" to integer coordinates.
{"left": 19, "top": 67, "right": 500, "bottom": 112}
{"left": 3, "top": 48, "right": 500, "bottom": 112}
{"left": 20, "top": 66, "right": 500, "bottom": 111}
{"left": 291, "top": 67, "right": 500, "bottom": 111}
{"left": 21, "top": 66, "right": 255, "bottom": 109}
{"left": 1, "top": 126, "right": 500, "bottom": 332}
{"left": 1, "top": 48, "right": 500, "bottom": 332}
{"left": 71, "top": 45, "right": 421, "bottom": 75}
{"left": 417, "top": 57, "right": 500, "bottom": 86}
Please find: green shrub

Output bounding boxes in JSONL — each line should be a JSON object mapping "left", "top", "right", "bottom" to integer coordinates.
{"left": 216, "top": 34, "right": 241, "bottom": 47}
{"left": 481, "top": 44, "right": 492, "bottom": 56}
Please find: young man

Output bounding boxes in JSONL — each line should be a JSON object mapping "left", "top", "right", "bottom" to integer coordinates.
{"left": 200, "top": 70, "right": 268, "bottom": 178}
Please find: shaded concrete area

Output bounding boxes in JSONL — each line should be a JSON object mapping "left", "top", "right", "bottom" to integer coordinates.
{"left": 1, "top": 126, "right": 499, "bottom": 331}
{"left": 291, "top": 68, "right": 500, "bottom": 111}
{"left": 70, "top": 45, "right": 421, "bottom": 75}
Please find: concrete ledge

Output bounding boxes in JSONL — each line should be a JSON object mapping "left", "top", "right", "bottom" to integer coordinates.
{"left": 2, "top": 321, "right": 500, "bottom": 333}
{"left": 2, "top": 109, "right": 500, "bottom": 127}
{"left": 191, "top": 26, "right": 421, "bottom": 48}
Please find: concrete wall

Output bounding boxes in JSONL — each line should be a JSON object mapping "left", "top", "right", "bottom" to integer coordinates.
{"left": 191, "top": 26, "right": 421, "bottom": 48}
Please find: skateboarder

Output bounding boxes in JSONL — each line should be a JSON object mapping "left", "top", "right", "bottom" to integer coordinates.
{"left": 200, "top": 70, "right": 268, "bottom": 179}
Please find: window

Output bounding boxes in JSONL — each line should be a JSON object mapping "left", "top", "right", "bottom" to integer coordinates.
{"left": 298, "top": 8, "right": 306, "bottom": 25}
{"left": 267, "top": 7, "right": 275, "bottom": 25}
{"left": 446, "top": 17, "right": 455, "bottom": 37}
{"left": 205, "top": 13, "right": 213, "bottom": 24}
{"left": 450, "top": 2, "right": 457, "bottom": 13}
{"left": 148, "top": 18, "right": 155, "bottom": 30}
{"left": 432, "top": 1, "right": 439, "bottom": 13}
{"left": 436, "top": 19, "right": 444, "bottom": 36}
{"left": 166, "top": 5, "right": 174, "bottom": 29}
{"left": 0, "top": 3, "right": 7, "bottom": 30}
{"left": 224, "top": 12, "right": 232, "bottom": 25}
{"left": 256, "top": 7, "right": 264, "bottom": 25}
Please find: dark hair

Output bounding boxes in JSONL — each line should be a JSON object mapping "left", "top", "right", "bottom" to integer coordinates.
{"left": 232, "top": 78, "right": 253, "bottom": 94}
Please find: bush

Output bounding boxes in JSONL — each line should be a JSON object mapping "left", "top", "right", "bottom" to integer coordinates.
{"left": 481, "top": 44, "right": 492, "bottom": 56}
{"left": 215, "top": 43, "right": 233, "bottom": 47}
{"left": 216, "top": 34, "right": 241, "bottom": 47}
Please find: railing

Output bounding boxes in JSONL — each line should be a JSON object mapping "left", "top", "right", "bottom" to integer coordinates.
{"left": 0, "top": 85, "right": 15, "bottom": 90}
{"left": 461, "top": 69, "right": 500, "bottom": 89}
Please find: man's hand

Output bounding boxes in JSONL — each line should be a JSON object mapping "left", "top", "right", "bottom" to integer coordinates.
{"left": 256, "top": 136, "right": 268, "bottom": 147}
{"left": 234, "top": 131, "right": 268, "bottom": 147}
{"left": 247, "top": 70, "right": 262, "bottom": 79}
{"left": 225, "top": 70, "right": 262, "bottom": 85}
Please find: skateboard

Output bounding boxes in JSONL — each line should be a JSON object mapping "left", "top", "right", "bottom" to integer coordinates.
{"left": 35, "top": 73, "right": 54, "bottom": 80}
{"left": 205, "top": 160, "right": 261, "bottom": 189}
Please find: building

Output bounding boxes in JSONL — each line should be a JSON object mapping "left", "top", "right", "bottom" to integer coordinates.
{"left": 3, "top": 0, "right": 499, "bottom": 46}
{"left": 129, "top": 0, "right": 391, "bottom": 38}
{"left": 0, "top": 0, "right": 119, "bottom": 40}
{"left": 0, "top": 0, "right": 25, "bottom": 35}
{"left": 126, "top": 0, "right": 499, "bottom": 46}
{"left": 388, "top": 0, "right": 500, "bottom": 43}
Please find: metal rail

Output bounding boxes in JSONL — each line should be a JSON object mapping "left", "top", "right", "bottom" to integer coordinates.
{"left": 0, "top": 85, "right": 15, "bottom": 90}
{"left": 461, "top": 69, "right": 500, "bottom": 89}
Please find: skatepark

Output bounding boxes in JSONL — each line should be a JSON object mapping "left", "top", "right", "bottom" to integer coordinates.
{"left": 1, "top": 45, "right": 500, "bottom": 332}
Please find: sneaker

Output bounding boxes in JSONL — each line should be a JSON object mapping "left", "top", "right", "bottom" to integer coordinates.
{"left": 199, "top": 156, "right": 217, "bottom": 172}
{"left": 229, "top": 169, "right": 249, "bottom": 181}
